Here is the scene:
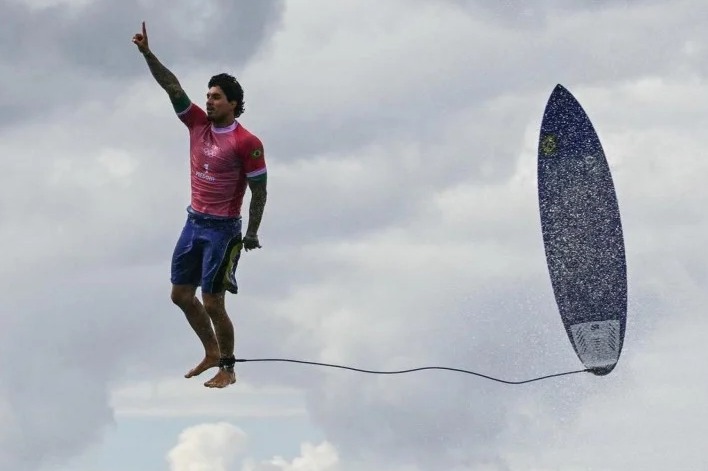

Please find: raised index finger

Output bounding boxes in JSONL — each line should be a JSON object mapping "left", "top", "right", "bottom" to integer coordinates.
{"left": 142, "top": 21, "right": 146, "bottom": 37}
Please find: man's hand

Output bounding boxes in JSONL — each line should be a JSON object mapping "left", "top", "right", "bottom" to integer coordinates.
{"left": 243, "top": 234, "right": 261, "bottom": 251}
{"left": 132, "top": 21, "right": 150, "bottom": 54}
{"left": 132, "top": 21, "right": 186, "bottom": 105}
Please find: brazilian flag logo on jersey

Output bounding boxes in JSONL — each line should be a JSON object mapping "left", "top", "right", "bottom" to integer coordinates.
{"left": 250, "top": 148, "right": 263, "bottom": 159}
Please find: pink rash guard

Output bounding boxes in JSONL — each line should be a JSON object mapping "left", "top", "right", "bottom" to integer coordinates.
{"left": 177, "top": 102, "right": 267, "bottom": 218}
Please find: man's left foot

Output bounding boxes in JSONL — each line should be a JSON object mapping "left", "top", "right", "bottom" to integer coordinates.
{"left": 204, "top": 356, "right": 237, "bottom": 389}
{"left": 204, "top": 368, "right": 236, "bottom": 388}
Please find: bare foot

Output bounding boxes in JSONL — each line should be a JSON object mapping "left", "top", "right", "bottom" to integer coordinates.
{"left": 184, "top": 355, "right": 220, "bottom": 378}
{"left": 204, "top": 368, "right": 236, "bottom": 388}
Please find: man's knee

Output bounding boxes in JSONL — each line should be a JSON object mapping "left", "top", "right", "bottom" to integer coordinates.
{"left": 202, "top": 292, "right": 226, "bottom": 317}
{"left": 171, "top": 285, "right": 196, "bottom": 308}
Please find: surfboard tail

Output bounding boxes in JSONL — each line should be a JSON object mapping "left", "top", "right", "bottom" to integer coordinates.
{"left": 569, "top": 320, "right": 621, "bottom": 374}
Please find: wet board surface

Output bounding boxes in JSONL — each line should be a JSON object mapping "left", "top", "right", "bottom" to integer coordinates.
{"left": 537, "top": 84, "right": 627, "bottom": 376}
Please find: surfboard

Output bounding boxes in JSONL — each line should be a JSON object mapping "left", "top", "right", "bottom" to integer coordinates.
{"left": 537, "top": 84, "right": 627, "bottom": 376}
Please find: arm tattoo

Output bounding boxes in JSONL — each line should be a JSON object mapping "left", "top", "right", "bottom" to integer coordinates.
{"left": 143, "top": 51, "right": 185, "bottom": 100}
{"left": 246, "top": 180, "right": 267, "bottom": 236}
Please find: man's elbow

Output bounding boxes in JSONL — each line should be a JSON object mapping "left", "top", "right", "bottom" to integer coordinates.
{"left": 249, "top": 179, "right": 267, "bottom": 192}
{"left": 249, "top": 182, "right": 267, "bottom": 200}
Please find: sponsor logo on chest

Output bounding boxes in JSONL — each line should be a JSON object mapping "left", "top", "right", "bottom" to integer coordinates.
{"left": 195, "top": 163, "right": 216, "bottom": 182}
{"left": 194, "top": 138, "right": 238, "bottom": 182}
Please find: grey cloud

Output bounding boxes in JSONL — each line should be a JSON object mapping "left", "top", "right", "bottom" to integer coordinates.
{"left": 259, "top": 97, "right": 538, "bottom": 252}
{"left": 291, "top": 262, "right": 678, "bottom": 469}
{"left": 0, "top": 292, "right": 115, "bottom": 470}
{"left": 0, "top": 2, "right": 288, "bottom": 468}
{"left": 56, "top": 0, "right": 284, "bottom": 76}
{"left": 251, "top": 0, "right": 705, "bottom": 180}
{"left": 2, "top": 1, "right": 707, "bottom": 469}
{"left": 0, "top": 261, "right": 218, "bottom": 469}
{"left": 298, "top": 276, "right": 587, "bottom": 470}
{"left": 448, "top": 0, "right": 678, "bottom": 26}
{"left": 1, "top": 0, "right": 284, "bottom": 71}
{"left": 0, "top": 0, "right": 285, "bottom": 127}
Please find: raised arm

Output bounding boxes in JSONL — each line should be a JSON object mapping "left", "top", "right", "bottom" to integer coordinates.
{"left": 132, "top": 21, "right": 190, "bottom": 112}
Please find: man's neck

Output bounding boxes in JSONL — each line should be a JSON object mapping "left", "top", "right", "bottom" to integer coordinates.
{"left": 209, "top": 113, "right": 236, "bottom": 128}
{"left": 212, "top": 119, "right": 235, "bottom": 128}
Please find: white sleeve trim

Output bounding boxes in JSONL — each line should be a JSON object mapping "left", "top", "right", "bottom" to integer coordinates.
{"left": 176, "top": 102, "right": 193, "bottom": 116}
{"left": 246, "top": 167, "right": 267, "bottom": 178}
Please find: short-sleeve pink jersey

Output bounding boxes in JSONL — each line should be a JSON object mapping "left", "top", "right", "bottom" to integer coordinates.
{"left": 176, "top": 102, "right": 267, "bottom": 218}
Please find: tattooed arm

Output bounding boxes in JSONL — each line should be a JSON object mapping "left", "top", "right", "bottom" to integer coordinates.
{"left": 132, "top": 21, "right": 190, "bottom": 112}
{"left": 244, "top": 179, "right": 267, "bottom": 250}
{"left": 143, "top": 51, "right": 187, "bottom": 102}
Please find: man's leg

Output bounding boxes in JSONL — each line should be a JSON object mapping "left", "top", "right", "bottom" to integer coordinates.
{"left": 170, "top": 216, "right": 221, "bottom": 378}
{"left": 171, "top": 284, "right": 221, "bottom": 377}
{"left": 199, "top": 221, "right": 243, "bottom": 388}
{"left": 202, "top": 291, "right": 236, "bottom": 388}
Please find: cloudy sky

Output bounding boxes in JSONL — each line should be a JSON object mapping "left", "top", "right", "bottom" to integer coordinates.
{"left": 1, "top": 0, "right": 707, "bottom": 470}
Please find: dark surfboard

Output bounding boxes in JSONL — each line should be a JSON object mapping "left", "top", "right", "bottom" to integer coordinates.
{"left": 537, "top": 84, "right": 627, "bottom": 376}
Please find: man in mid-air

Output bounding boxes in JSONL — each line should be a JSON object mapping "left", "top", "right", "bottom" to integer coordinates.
{"left": 132, "top": 21, "right": 268, "bottom": 389}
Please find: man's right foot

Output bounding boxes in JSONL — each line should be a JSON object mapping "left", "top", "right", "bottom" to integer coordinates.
{"left": 184, "top": 355, "right": 220, "bottom": 378}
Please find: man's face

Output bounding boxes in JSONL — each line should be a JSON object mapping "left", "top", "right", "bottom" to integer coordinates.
{"left": 206, "top": 86, "right": 235, "bottom": 122}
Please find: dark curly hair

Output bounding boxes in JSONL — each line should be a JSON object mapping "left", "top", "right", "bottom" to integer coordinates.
{"left": 208, "top": 73, "right": 245, "bottom": 118}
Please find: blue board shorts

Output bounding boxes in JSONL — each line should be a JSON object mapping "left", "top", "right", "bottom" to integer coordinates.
{"left": 170, "top": 207, "right": 243, "bottom": 294}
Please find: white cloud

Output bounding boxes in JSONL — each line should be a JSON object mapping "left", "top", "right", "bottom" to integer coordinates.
{"left": 242, "top": 441, "right": 340, "bottom": 471}
{"left": 167, "top": 422, "right": 248, "bottom": 471}
{"left": 166, "top": 425, "right": 340, "bottom": 471}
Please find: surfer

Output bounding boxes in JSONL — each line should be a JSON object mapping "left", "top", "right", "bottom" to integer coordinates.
{"left": 132, "top": 21, "right": 268, "bottom": 388}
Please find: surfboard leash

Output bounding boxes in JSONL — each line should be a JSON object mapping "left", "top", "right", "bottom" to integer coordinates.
{"left": 235, "top": 358, "right": 591, "bottom": 385}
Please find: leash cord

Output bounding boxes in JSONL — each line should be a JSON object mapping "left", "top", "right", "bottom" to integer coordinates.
{"left": 235, "top": 358, "right": 590, "bottom": 385}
